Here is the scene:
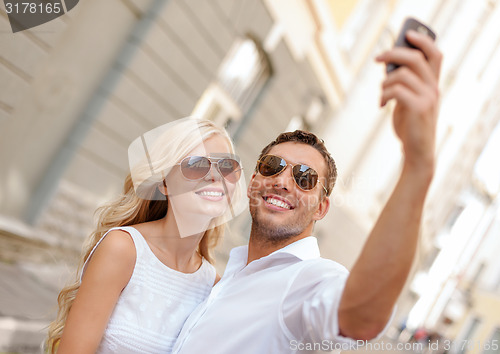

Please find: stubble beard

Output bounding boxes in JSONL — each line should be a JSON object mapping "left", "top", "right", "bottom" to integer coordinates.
{"left": 249, "top": 202, "right": 312, "bottom": 245}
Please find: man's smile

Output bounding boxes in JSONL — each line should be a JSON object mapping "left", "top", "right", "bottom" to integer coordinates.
{"left": 262, "top": 194, "right": 294, "bottom": 211}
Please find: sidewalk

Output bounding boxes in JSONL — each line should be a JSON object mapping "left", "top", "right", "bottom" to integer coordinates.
{"left": 0, "top": 261, "right": 56, "bottom": 353}
{"left": 0, "top": 228, "right": 78, "bottom": 353}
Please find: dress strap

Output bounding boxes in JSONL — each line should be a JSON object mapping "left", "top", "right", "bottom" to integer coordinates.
{"left": 80, "top": 226, "right": 138, "bottom": 282}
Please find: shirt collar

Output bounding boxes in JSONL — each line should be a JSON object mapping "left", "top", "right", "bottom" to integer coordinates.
{"left": 224, "top": 236, "right": 321, "bottom": 276}
{"left": 270, "top": 236, "right": 321, "bottom": 260}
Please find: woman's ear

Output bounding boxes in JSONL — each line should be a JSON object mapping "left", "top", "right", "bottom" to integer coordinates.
{"left": 247, "top": 173, "right": 256, "bottom": 199}
{"left": 158, "top": 181, "right": 168, "bottom": 196}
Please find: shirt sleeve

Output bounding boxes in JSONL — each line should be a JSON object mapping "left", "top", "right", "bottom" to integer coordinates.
{"left": 281, "top": 259, "right": 395, "bottom": 347}
{"left": 281, "top": 260, "right": 358, "bottom": 346}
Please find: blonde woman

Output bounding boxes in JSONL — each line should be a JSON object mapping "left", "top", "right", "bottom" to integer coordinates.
{"left": 46, "top": 118, "right": 245, "bottom": 353}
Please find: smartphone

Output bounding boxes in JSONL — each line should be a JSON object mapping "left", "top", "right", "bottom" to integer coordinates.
{"left": 386, "top": 18, "right": 436, "bottom": 73}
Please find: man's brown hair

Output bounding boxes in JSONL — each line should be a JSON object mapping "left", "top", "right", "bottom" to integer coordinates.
{"left": 257, "top": 130, "right": 337, "bottom": 196}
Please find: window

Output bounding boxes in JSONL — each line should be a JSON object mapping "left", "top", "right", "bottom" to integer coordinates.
{"left": 192, "top": 35, "right": 271, "bottom": 137}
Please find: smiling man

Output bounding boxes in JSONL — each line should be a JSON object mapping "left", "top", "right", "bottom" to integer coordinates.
{"left": 172, "top": 29, "right": 442, "bottom": 354}
{"left": 247, "top": 137, "right": 333, "bottom": 262}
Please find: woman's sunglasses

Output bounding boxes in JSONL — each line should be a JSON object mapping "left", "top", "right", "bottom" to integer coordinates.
{"left": 256, "top": 154, "right": 327, "bottom": 193}
{"left": 177, "top": 156, "right": 242, "bottom": 183}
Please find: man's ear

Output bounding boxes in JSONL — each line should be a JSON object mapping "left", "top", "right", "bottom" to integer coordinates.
{"left": 247, "top": 173, "right": 257, "bottom": 199}
{"left": 313, "top": 196, "right": 330, "bottom": 221}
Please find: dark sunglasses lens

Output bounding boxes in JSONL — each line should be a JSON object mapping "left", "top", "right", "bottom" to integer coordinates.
{"left": 293, "top": 165, "right": 318, "bottom": 190}
{"left": 218, "top": 159, "right": 241, "bottom": 183}
{"left": 258, "top": 155, "right": 286, "bottom": 176}
{"left": 180, "top": 156, "right": 210, "bottom": 180}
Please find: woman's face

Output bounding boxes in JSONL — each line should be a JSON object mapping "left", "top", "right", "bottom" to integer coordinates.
{"left": 165, "top": 135, "right": 238, "bottom": 236}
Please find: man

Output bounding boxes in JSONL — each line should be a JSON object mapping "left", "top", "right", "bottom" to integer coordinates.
{"left": 173, "top": 29, "right": 442, "bottom": 353}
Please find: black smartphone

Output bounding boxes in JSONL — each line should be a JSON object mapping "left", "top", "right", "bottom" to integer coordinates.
{"left": 386, "top": 18, "right": 437, "bottom": 73}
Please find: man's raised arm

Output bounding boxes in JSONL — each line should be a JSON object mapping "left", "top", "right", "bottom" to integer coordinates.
{"left": 338, "top": 30, "right": 443, "bottom": 340}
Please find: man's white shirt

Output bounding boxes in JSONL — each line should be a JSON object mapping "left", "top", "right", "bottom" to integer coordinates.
{"left": 171, "top": 237, "right": 375, "bottom": 353}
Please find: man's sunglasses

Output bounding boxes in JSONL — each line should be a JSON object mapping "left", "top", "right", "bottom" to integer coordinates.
{"left": 177, "top": 156, "right": 242, "bottom": 183}
{"left": 256, "top": 154, "right": 327, "bottom": 194}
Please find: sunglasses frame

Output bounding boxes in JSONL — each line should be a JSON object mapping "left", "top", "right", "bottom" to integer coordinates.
{"left": 256, "top": 154, "right": 328, "bottom": 194}
{"left": 176, "top": 155, "right": 242, "bottom": 183}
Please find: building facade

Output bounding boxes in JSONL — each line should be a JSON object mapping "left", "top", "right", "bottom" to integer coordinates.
{"left": 1, "top": 0, "right": 500, "bottom": 352}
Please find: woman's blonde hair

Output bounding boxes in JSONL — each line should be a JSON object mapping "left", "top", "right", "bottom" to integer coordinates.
{"left": 46, "top": 118, "right": 239, "bottom": 353}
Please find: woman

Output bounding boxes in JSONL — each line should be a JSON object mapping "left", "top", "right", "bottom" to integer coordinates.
{"left": 46, "top": 117, "right": 245, "bottom": 353}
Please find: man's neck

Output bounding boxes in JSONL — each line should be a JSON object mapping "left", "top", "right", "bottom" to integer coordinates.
{"left": 246, "top": 227, "right": 312, "bottom": 265}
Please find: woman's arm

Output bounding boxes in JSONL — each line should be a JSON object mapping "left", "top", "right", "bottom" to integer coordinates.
{"left": 57, "top": 230, "right": 136, "bottom": 354}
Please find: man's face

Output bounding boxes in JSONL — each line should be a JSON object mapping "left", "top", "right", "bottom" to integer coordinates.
{"left": 247, "top": 142, "right": 330, "bottom": 242}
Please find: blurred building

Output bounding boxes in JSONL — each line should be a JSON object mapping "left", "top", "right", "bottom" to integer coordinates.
{"left": 1, "top": 0, "right": 500, "bottom": 353}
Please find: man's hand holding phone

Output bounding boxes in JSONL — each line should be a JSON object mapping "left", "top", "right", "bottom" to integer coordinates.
{"left": 386, "top": 18, "right": 436, "bottom": 73}
{"left": 375, "top": 17, "right": 442, "bottom": 173}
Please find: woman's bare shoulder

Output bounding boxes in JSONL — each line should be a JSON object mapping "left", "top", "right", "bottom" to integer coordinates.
{"left": 83, "top": 229, "right": 136, "bottom": 281}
